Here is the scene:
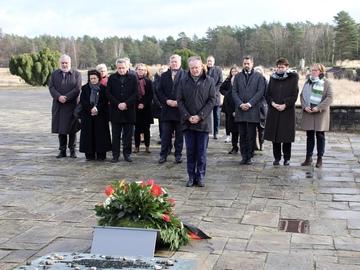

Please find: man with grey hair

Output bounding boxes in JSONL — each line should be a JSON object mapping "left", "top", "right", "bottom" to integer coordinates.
{"left": 158, "top": 54, "right": 187, "bottom": 164}
{"left": 49, "top": 54, "right": 82, "bottom": 158}
{"left": 177, "top": 56, "right": 216, "bottom": 187}
{"left": 106, "top": 58, "right": 138, "bottom": 163}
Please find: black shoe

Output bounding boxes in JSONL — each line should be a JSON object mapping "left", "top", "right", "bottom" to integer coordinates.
{"left": 240, "top": 158, "right": 247, "bottom": 164}
{"left": 111, "top": 157, "right": 119, "bottom": 163}
{"left": 56, "top": 150, "right": 66, "bottom": 158}
{"left": 283, "top": 160, "right": 290, "bottom": 166}
{"left": 197, "top": 179, "right": 205, "bottom": 187}
{"left": 175, "top": 156, "right": 182, "bottom": 163}
{"left": 273, "top": 160, "right": 280, "bottom": 165}
{"left": 228, "top": 148, "right": 238, "bottom": 154}
{"left": 157, "top": 141, "right": 162, "bottom": 145}
{"left": 70, "top": 149, "right": 77, "bottom": 158}
{"left": 186, "top": 178, "right": 194, "bottom": 187}
{"left": 124, "top": 156, "right": 133, "bottom": 162}
{"left": 158, "top": 156, "right": 167, "bottom": 163}
{"left": 246, "top": 158, "right": 253, "bottom": 165}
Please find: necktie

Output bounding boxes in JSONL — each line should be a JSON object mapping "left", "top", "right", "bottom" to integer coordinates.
{"left": 63, "top": 72, "right": 67, "bottom": 78}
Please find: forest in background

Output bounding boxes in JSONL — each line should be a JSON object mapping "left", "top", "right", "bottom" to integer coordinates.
{"left": 0, "top": 10, "right": 359, "bottom": 69}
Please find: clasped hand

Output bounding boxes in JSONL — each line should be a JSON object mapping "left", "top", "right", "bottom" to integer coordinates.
{"left": 188, "top": 115, "right": 200, "bottom": 124}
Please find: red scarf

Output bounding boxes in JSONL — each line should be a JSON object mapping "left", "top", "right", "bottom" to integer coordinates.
{"left": 138, "top": 76, "right": 146, "bottom": 100}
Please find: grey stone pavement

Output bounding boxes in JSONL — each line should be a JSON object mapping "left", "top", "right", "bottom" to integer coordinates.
{"left": 1, "top": 88, "right": 360, "bottom": 270}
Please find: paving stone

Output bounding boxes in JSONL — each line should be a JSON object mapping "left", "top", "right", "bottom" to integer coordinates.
{"left": 335, "top": 236, "right": 360, "bottom": 251}
{"left": 264, "top": 253, "right": 313, "bottom": 270}
{"left": 310, "top": 219, "right": 348, "bottom": 236}
{"left": 241, "top": 211, "right": 279, "bottom": 227}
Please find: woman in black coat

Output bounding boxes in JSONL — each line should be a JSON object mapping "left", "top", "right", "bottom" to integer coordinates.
{"left": 79, "top": 70, "right": 111, "bottom": 160}
{"left": 133, "top": 63, "right": 154, "bottom": 153}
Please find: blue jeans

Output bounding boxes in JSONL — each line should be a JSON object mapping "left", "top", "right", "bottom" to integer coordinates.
{"left": 306, "top": 130, "right": 325, "bottom": 157}
{"left": 212, "top": 106, "right": 220, "bottom": 136}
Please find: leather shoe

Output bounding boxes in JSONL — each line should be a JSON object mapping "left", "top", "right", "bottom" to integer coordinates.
{"left": 283, "top": 160, "right": 290, "bottom": 166}
{"left": 240, "top": 158, "right": 247, "bottom": 164}
{"left": 133, "top": 147, "right": 139, "bottom": 153}
{"left": 56, "top": 150, "right": 66, "bottom": 158}
{"left": 146, "top": 147, "right": 151, "bottom": 153}
{"left": 197, "top": 178, "right": 205, "bottom": 187}
{"left": 124, "top": 156, "right": 133, "bottom": 162}
{"left": 111, "top": 157, "right": 119, "bottom": 163}
{"left": 70, "top": 150, "right": 77, "bottom": 158}
{"left": 175, "top": 156, "right": 183, "bottom": 163}
{"left": 228, "top": 148, "right": 238, "bottom": 154}
{"left": 273, "top": 160, "right": 280, "bottom": 165}
{"left": 246, "top": 158, "right": 253, "bottom": 165}
{"left": 186, "top": 178, "right": 194, "bottom": 187}
{"left": 158, "top": 156, "right": 167, "bottom": 163}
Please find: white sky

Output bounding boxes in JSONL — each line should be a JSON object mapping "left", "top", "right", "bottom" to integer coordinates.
{"left": 1, "top": 0, "right": 359, "bottom": 40}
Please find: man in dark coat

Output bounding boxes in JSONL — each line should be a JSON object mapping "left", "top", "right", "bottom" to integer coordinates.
{"left": 206, "top": 55, "right": 223, "bottom": 139}
{"left": 178, "top": 56, "right": 216, "bottom": 187}
{"left": 232, "top": 55, "right": 265, "bottom": 165}
{"left": 106, "top": 58, "right": 138, "bottom": 163}
{"left": 49, "top": 54, "right": 82, "bottom": 158}
{"left": 158, "top": 54, "right": 187, "bottom": 164}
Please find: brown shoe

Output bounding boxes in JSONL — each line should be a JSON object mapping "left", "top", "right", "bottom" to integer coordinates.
{"left": 133, "top": 147, "right": 139, "bottom": 153}
{"left": 301, "top": 155, "right": 313, "bottom": 166}
{"left": 316, "top": 156, "right": 322, "bottom": 168}
{"left": 146, "top": 147, "right": 151, "bottom": 153}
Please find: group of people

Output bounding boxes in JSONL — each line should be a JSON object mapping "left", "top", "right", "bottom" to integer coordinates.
{"left": 49, "top": 53, "right": 333, "bottom": 187}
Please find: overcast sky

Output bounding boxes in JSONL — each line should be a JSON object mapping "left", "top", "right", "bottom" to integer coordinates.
{"left": 1, "top": 0, "right": 359, "bottom": 40}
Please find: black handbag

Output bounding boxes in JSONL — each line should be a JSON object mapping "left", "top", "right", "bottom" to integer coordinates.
{"left": 74, "top": 102, "right": 82, "bottom": 119}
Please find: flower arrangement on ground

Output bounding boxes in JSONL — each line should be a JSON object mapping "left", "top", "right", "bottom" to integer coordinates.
{"left": 94, "top": 179, "right": 189, "bottom": 250}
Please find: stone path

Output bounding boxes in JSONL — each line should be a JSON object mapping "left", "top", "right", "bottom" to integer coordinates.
{"left": 1, "top": 88, "right": 360, "bottom": 270}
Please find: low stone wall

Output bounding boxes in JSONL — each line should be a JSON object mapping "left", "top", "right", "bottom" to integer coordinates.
{"left": 221, "top": 105, "right": 360, "bottom": 131}
{"left": 295, "top": 105, "right": 360, "bottom": 131}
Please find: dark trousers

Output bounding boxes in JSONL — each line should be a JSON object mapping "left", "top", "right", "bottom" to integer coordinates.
{"left": 134, "top": 123, "right": 151, "bottom": 147}
{"left": 212, "top": 106, "right": 220, "bottom": 136}
{"left": 238, "top": 122, "right": 257, "bottom": 159}
{"left": 183, "top": 130, "right": 209, "bottom": 180}
{"left": 231, "top": 131, "right": 239, "bottom": 151}
{"left": 306, "top": 130, "right": 325, "bottom": 157}
{"left": 224, "top": 114, "right": 230, "bottom": 136}
{"left": 272, "top": 142, "right": 292, "bottom": 161}
{"left": 160, "top": 121, "right": 183, "bottom": 158}
{"left": 58, "top": 133, "right": 76, "bottom": 150}
{"left": 111, "top": 122, "right": 133, "bottom": 158}
{"left": 256, "top": 124, "right": 265, "bottom": 144}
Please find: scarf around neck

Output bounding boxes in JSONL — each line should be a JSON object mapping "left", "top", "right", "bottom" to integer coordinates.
{"left": 138, "top": 76, "right": 146, "bottom": 100}
{"left": 270, "top": 70, "right": 295, "bottom": 80}
{"left": 89, "top": 82, "right": 101, "bottom": 106}
{"left": 309, "top": 76, "right": 326, "bottom": 105}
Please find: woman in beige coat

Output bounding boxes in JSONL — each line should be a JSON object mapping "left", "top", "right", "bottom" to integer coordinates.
{"left": 300, "top": 63, "right": 333, "bottom": 168}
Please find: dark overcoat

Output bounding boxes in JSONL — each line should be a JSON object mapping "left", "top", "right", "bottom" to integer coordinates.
{"left": 177, "top": 72, "right": 216, "bottom": 133}
{"left": 264, "top": 72, "right": 299, "bottom": 143}
{"left": 232, "top": 70, "right": 265, "bottom": 123}
{"left": 49, "top": 68, "right": 82, "bottom": 134}
{"left": 136, "top": 77, "right": 154, "bottom": 126}
{"left": 106, "top": 72, "right": 138, "bottom": 124}
{"left": 220, "top": 77, "right": 232, "bottom": 113}
{"left": 158, "top": 68, "right": 187, "bottom": 121}
{"left": 152, "top": 74, "right": 162, "bottom": 119}
{"left": 207, "top": 66, "right": 223, "bottom": 106}
{"left": 223, "top": 90, "right": 238, "bottom": 133}
{"left": 79, "top": 83, "right": 111, "bottom": 154}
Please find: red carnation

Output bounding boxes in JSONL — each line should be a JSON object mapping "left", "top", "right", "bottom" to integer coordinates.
{"left": 162, "top": 214, "right": 170, "bottom": 222}
{"left": 151, "top": 184, "right": 162, "bottom": 196}
{"left": 105, "top": 186, "right": 114, "bottom": 197}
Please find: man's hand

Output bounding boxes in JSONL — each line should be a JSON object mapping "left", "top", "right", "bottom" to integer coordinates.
{"left": 188, "top": 115, "right": 201, "bottom": 124}
{"left": 166, "top": 100, "right": 178, "bottom": 107}
{"left": 118, "top": 102, "right": 127, "bottom": 110}
{"left": 58, "top": 95, "right": 67, "bottom": 103}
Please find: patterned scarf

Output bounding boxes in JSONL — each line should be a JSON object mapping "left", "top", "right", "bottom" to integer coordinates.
{"left": 309, "top": 76, "right": 326, "bottom": 105}
{"left": 270, "top": 70, "right": 295, "bottom": 80}
{"left": 138, "top": 76, "right": 146, "bottom": 100}
{"left": 89, "top": 82, "right": 101, "bottom": 106}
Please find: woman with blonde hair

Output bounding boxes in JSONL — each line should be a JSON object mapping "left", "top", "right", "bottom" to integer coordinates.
{"left": 300, "top": 63, "right": 333, "bottom": 168}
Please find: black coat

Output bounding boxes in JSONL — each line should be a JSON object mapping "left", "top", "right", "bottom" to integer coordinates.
{"left": 177, "top": 72, "right": 216, "bottom": 133}
{"left": 207, "top": 66, "right": 223, "bottom": 106}
{"left": 79, "top": 83, "right": 111, "bottom": 154}
{"left": 220, "top": 77, "right": 232, "bottom": 113}
{"left": 152, "top": 75, "right": 162, "bottom": 119}
{"left": 223, "top": 90, "right": 238, "bottom": 133}
{"left": 136, "top": 77, "right": 154, "bottom": 125}
{"left": 158, "top": 68, "right": 187, "bottom": 121}
{"left": 264, "top": 72, "right": 299, "bottom": 143}
{"left": 106, "top": 72, "right": 138, "bottom": 124}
